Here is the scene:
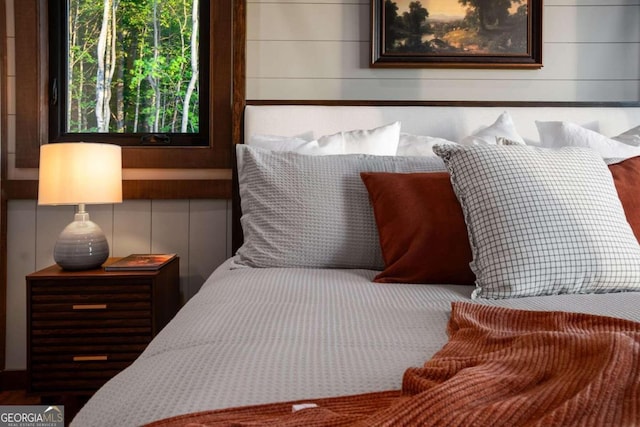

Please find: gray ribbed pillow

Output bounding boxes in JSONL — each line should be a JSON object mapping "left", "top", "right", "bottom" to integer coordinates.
{"left": 236, "top": 145, "right": 446, "bottom": 269}
{"left": 434, "top": 143, "right": 640, "bottom": 299}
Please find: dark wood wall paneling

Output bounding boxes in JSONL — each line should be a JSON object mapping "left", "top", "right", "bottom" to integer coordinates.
{"left": 0, "top": 0, "right": 8, "bottom": 373}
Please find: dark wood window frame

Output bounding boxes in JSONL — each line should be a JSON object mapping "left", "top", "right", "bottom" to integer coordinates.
{"left": 6, "top": 0, "right": 246, "bottom": 201}
{"left": 48, "top": 0, "right": 213, "bottom": 148}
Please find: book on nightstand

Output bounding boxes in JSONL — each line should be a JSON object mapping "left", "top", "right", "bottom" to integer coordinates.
{"left": 105, "top": 253, "right": 177, "bottom": 271}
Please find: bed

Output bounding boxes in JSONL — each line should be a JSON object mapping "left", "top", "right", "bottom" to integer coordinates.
{"left": 71, "top": 102, "right": 640, "bottom": 426}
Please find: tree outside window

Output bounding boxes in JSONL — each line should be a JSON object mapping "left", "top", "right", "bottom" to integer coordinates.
{"left": 50, "top": 0, "right": 209, "bottom": 146}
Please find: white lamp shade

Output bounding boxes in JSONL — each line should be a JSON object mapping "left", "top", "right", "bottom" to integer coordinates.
{"left": 38, "top": 142, "right": 123, "bottom": 205}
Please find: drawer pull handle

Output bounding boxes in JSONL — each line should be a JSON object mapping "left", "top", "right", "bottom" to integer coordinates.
{"left": 72, "top": 304, "right": 107, "bottom": 310}
{"left": 73, "top": 355, "right": 108, "bottom": 362}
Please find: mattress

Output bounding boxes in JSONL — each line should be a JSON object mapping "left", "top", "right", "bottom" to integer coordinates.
{"left": 71, "top": 257, "right": 640, "bottom": 427}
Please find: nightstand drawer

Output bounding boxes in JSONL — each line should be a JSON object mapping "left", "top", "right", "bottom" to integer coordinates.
{"left": 31, "top": 334, "right": 151, "bottom": 349}
{"left": 30, "top": 320, "right": 151, "bottom": 335}
{"left": 31, "top": 345, "right": 148, "bottom": 360}
{"left": 31, "top": 282, "right": 153, "bottom": 330}
{"left": 30, "top": 281, "right": 151, "bottom": 301}
{"left": 30, "top": 302, "right": 152, "bottom": 322}
{"left": 31, "top": 347, "right": 147, "bottom": 363}
{"left": 30, "top": 338, "right": 149, "bottom": 393}
{"left": 30, "top": 336, "right": 151, "bottom": 361}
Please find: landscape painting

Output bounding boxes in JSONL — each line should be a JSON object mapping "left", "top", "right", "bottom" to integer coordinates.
{"left": 371, "top": 0, "right": 542, "bottom": 68}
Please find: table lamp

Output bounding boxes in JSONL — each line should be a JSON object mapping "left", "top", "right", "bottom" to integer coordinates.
{"left": 38, "top": 142, "right": 123, "bottom": 270}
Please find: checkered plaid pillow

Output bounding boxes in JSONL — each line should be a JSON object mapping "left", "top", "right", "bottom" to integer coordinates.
{"left": 434, "top": 144, "right": 640, "bottom": 299}
{"left": 236, "top": 145, "right": 446, "bottom": 269}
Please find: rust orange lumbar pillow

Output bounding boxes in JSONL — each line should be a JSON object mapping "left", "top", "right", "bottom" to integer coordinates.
{"left": 609, "top": 156, "right": 640, "bottom": 244}
{"left": 360, "top": 172, "right": 475, "bottom": 285}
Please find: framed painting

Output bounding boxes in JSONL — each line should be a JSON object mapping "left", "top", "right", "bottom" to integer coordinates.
{"left": 371, "top": 0, "right": 542, "bottom": 68}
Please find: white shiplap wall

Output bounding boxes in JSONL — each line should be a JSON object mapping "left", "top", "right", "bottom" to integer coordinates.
{"left": 3, "top": 0, "right": 639, "bottom": 370}
{"left": 246, "top": 0, "right": 640, "bottom": 101}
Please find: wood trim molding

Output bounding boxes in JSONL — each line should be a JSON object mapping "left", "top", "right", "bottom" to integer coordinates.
{"left": 14, "top": 0, "right": 43, "bottom": 169}
{"left": 2, "top": 180, "right": 232, "bottom": 200}
{"left": 0, "top": 0, "right": 8, "bottom": 372}
{"left": 123, "top": 180, "right": 232, "bottom": 199}
{"left": 232, "top": 0, "right": 246, "bottom": 148}
{"left": 246, "top": 100, "right": 640, "bottom": 108}
{"left": 0, "top": 192, "right": 6, "bottom": 372}
{"left": 230, "top": 0, "right": 246, "bottom": 253}
{"left": 1, "top": 181, "right": 38, "bottom": 200}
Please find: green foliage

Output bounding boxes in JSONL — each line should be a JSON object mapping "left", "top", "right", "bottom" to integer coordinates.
{"left": 384, "top": 0, "right": 434, "bottom": 53}
{"left": 459, "top": 0, "right": 521, "bottom": 31}
{"left": 67, "top": 0, "right": 199, "bottom": 134}
{"left": 384, "top": 0, "right": 400, "bottom": 51}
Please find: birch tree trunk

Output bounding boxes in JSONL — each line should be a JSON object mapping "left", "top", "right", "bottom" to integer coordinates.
{"left": 104, "top": 0, "right": 119, "bottom": 128}
{"left": 147, "top": 0, "right": 162, "bottom": 132}
{"left": 96, "top": 0, "right": 119, "bottom": 132}
{"left": 95, "top": 0, "right": 111, "bottom": 132}
{"left": 115, "top": 29, "right": 125, "bottom": 131}
{"left": 68, "top": 0, "right": 78, "bottom": 131}
{"left": 132, "top": 34, "right": 146, "bottom": 132}
{"left": 181, "top": 0, "right": 199, "bottom": 132}
{"left": 78, "top": 59, "right": 84, "bottom": 131}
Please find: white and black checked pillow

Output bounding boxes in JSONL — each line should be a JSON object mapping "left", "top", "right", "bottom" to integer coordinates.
{"left": 235, "top": 145, "right": 446, "bottom": 269}
{"left": 433, "top": 143, "right": 640, "bottom": 299}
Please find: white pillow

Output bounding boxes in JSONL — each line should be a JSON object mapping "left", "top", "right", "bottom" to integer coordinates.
{"left": 235, "top": 145, "right": 446, "bottom": 269}
{"left": 319, "top": 121, "right": 401, "bottom": 156}
{"left": 248, "top": 134, "right": 340, "bottom": 155}
{"left": 536, "top": 121, "right": 640, "bottom": 159}
{"left": 460, "top": 111, "right": 525, "bottom": 146}
{"left": 248, "top": 122, "right": 401, "bottom": 156}
{"left": 433, "top": 143, "right": 640, "bottom": 299}
{"left": 613, "top": 125, "right": 640, "bottom": 147}
{"left": 397, "top": 133, "right": 458, "bottom": 156}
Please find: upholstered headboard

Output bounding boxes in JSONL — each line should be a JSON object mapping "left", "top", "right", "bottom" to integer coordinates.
{"left": 244, "top": 104, "right": 640, "bottom": 145}
{"left": 232, "top": 101, "right": 640, "bottom": 252}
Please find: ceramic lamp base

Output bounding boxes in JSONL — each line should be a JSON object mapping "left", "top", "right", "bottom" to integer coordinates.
{"left": 54, "top": 211, "right": 110, "bottom": 270}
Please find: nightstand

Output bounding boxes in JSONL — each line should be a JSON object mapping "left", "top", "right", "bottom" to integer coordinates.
{"left": 26, "top": 257, "right": 180, "bottom": 396}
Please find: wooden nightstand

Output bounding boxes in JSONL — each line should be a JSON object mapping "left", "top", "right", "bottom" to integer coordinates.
{"left": 26, "top": 257, "right": 180, "bottom": 396}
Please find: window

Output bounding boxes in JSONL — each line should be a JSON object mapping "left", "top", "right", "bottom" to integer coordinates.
{"left": 14, "top": 0, "right": 237, "bottom": 171}
{"left": 49, "top": 0, "right": 210, "bottom": 147}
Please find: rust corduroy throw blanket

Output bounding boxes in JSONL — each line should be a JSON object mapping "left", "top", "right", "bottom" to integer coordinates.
{"left": 145, "top": 301, "right": 640, "bottom": 427}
